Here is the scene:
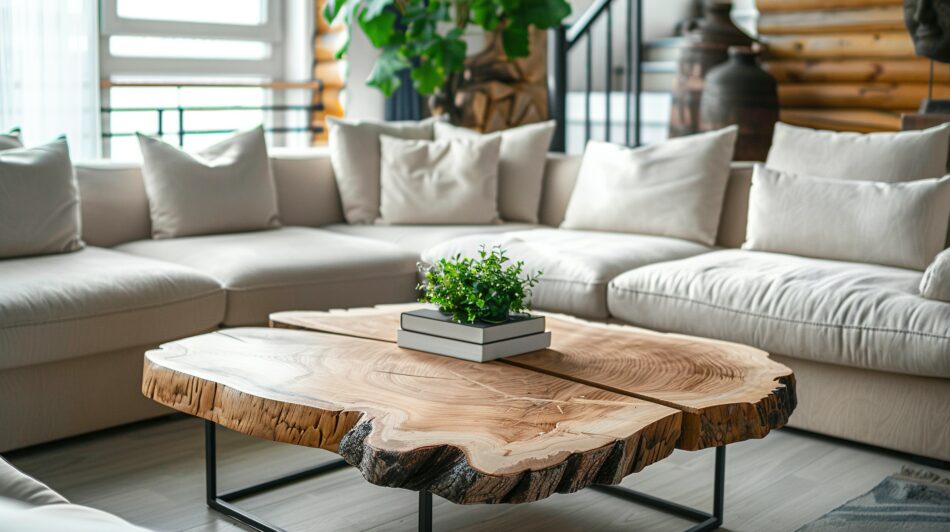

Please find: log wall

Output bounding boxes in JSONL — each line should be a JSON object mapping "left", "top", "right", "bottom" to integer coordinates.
{"left": 758, "top": 0, "right": 950, "bottom": 132}
{"left": 312, "top": 0, "right": 347, "bottom": 143}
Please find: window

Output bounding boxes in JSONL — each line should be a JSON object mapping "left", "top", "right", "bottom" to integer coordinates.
{"left": 100, "top": 0, "right": 315, "bottom": 159}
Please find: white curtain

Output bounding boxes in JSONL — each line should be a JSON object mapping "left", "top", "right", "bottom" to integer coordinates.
{"left": 0, "top": 0, "right": 101, "bottom": 159}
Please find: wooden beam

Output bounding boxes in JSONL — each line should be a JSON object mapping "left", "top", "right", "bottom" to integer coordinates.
{"left": 765, "top": 58, "right": 950, "bottom": 83}
{"left": 756, "top": 0, "right": 902, "bottom": 13}
{"left": 779, "top": 108, "right": 908, "bottom": 131}
{"left": 758, "top": 6, "right": 906, "bottom": 34}
{"left": 764, "top": 32, "right": 915, "bottom": 60}
{"left": 778, "top": 82, "right": 944, "bottom": 109}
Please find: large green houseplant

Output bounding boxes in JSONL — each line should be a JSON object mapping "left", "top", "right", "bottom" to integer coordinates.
{"left": 324, "top": 0, "right": 571, "bottom": 106}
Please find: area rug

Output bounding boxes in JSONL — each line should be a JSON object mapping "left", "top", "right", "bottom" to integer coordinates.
{"left": 796, "top": 467, "right": 950, "bottom": 531}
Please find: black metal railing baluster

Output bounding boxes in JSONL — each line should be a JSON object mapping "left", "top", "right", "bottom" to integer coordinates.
{"left": 177, "top": 106, "right": 185, "bottom": 147}
{"left": 551, "top": 26, "right": 568, "bottom": 153}
{"left": 625, "top": 0, "right": 633, "bottom": 146}
{"left": 633, "top": 0, "right": 642, "bottom": 147}
{"left": 550, "top": 0, "right": 641, "bottom": 152}
{"left": 585, "top": 34, "right": 592, "bottom": 145}
{"left": 605, "top": 3, "right": 612, "bottom": 143}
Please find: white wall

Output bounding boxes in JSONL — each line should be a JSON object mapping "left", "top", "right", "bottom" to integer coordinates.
{"left": 343, "top": 29, "right": 385, "bottom": 120}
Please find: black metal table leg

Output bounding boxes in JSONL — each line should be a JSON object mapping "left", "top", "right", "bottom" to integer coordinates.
{"left": 204, "top": 421, "right": 350, "bottom": 532}
{"left": 419, "top": 490, "right": 433, "bottom": 532}
{"left": 204, "top": 419, "right": 727, "bottom": 532}
{"left": 591, "top": 445, "right": 726, "bottom": 532}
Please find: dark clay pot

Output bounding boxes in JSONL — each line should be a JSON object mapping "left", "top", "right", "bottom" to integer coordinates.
{"left": 669, "top": 0, "right": 753, "bottom": 138}
{"left": 700, "top": 46, "right": 778, "bottom": 161}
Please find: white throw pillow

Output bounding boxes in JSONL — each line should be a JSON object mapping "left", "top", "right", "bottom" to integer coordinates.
{"left": 0, "top": 138, "right": 83, "bottom": 258}
{"left": 920, "top": 248, "right": 950, "bottom": 302}
{"left": 744, "top": 165, "right": 950, "bottom": 271}
{"left": 766, "top": 122, "right": 950, "bottom": 182}
{"left": 0, "top": 127, "right": 23, "bottom": 151}
{"left": 434, "top": 121, "right": 555, "bottom": 223}
{"left": 137, "top": 126, "right": 280, "bottom": 239}
{"left": 328, "top": 116, "right": 444, "bottom": 224}
{"left": 560, "top": 126, "right": 738, "bottom": 245}
{"left": 378, "top": 135, "right": 502, "bottom": 225}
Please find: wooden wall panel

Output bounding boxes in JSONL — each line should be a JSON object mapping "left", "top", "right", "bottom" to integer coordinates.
{"left": 759, "top": 1, "right": 946, "bottom": 132}
{"left": 312, "top": 0, "right": 347, "bottom": 144}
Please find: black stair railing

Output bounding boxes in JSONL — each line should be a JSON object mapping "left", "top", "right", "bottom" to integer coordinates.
{"left": 551, "top": 0, "right": 643, "bottom": 152}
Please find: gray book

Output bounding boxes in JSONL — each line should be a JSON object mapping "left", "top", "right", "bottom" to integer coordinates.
{"left": 400, "top": 309, "right": 545, "bottom": 344}
{"left": 396, "top": 329, "right": 551, "bottom": 363}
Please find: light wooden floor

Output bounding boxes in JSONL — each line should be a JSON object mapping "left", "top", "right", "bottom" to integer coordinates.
{"left": 3, "top": 416, "right": 940, "bottom": 532}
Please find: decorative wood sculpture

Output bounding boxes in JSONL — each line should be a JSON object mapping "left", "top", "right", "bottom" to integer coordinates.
{"left": 429, "top": 28, "right": 549, "bottom": 132}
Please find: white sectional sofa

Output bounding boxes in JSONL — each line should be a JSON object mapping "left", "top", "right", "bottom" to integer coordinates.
{"left": 1, "top": 147, "right": 947, "bottom": 465}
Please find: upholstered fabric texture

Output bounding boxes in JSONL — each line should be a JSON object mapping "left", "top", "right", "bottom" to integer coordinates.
{"left": 0, "top": 344, "right": 171, "bottom": 452}
{"left": 434, "top": 120, "right": 556, "bottom": 223}
{"left": 0, "top": 247, "right": 224, "bottom": 370}
{"left": 324, "top": 223, "right": 538, "bottom": 254}
{"left": 422, "top": 228, "right": 711, "bottom": 319}
{"left": 766, "top": 122, "right": 950, "bottom": 182}
{"left": 771, "top": 355, "right": 950, "bottom": 462}
{"left": 0, "top": 127, "right": 23, "bottom": 150}
{"left": 137, "top": 126, "right": 280, "bottom": 239}
{"left": 327, "top": 116, "right": 442, "bottom": 224}
{"left": 608, "top": 249, "right": 950, "bottom": 378}
{"left": 378, "top": 135, "right": 502, "bottom": 225}
{"left": 0, "top": 498, "right": 148, "bottom": 532}
{"left": 75, "top": 162, "right": 152, "bottom": 247}
{"left": 118, "top": 227, "right": 419, "bottom": 325}
{"left": 744, "top": 166, "right": 950, "bottom": 271}
{"left": 0, "top": 138, "right": 83, "bottom": 258}
{"left": 561, "top": 126, "right": 738, "bottom": 245}
{"left": 920, "top": 248, "right": 950, "bottom": 302}
{"left": 0, "top": 458, "right": 67, "bottom": 505}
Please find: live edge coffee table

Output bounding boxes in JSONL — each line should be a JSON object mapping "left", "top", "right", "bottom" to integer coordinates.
{"left": 142, "top": 306, "right": 796, "bottom": 532}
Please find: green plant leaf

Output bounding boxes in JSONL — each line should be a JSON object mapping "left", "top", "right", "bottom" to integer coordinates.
{"left": 501, "top": 23, "right": 530, "bottom": 57}
{"left": 358, "top": 9, "right": 398, "bottom": 48}
{"left": 323, "top": 0, "right": 348, "bottom": 23}
{"left": 410, "top": 61, "right": 443, "bottom": 95}
{"left": 367, "top": 47, "right": 409, "bottom": 96}
{"left": 363, "top": 0, "right": 394, "bottom": 19}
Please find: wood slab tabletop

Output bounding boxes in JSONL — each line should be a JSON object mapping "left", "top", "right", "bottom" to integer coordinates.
{"left": 143, "top": 305, "right": 794, "bottom": 504}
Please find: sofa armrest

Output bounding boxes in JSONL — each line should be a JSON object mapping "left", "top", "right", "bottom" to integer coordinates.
{"left": 920, "top": 248, "right": 950, "bottom": 302}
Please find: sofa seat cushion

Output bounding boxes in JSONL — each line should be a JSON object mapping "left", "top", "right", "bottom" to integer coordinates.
{"left": 324, "top": 223, "right": 539, "bottom": 254}
{"left": 117, "top": 227, "right": 419, "bottom": 326}
{"left": 422, "top": 229, "right": 712, "bottom": 319}
{"left": 607, "top": 249, "right": 950, "bottom": 378}
{"left": 0, "top": 247, "right": 224, "bottom": 371}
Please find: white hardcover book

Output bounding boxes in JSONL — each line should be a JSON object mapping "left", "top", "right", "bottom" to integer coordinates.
{"left": 396, "top": 329, "right": 552, "bottom": 363}
{"left": 400, "top": 309, "right": 545, "bottom": 344}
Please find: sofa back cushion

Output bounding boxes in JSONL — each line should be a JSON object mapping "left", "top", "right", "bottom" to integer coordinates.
{"left": 138, "top": 127, "right": 281, "bottom": 239}
{"left": 560, "top": 127, "right": 738, "bottom": 245}
{"left": 766, "top": 122, "right": 950, "bottom": 182}
{"left": 76, "top": 148, "right": 346, "bottom": 247}
{"left": 0, "top": 138, "right": 84, "bottom": 258}
{"left": 744, "top": 165, "right": 950, "bottom": 271}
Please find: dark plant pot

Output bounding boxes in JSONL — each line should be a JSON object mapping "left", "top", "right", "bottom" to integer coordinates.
{"left": 699, "top": 46, "right": 779, "bottom": 161}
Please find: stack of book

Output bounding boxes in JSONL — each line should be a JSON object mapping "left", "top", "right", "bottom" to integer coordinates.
{"left": 397, "top": 309, "right": 550, "bottom": 363}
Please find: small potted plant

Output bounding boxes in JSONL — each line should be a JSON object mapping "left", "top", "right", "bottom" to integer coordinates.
{"left": 398, "top": 246, "right": 547, "bottom": 362}
{"left": 418, "top": 245, "right": 541, "bottom": 323}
